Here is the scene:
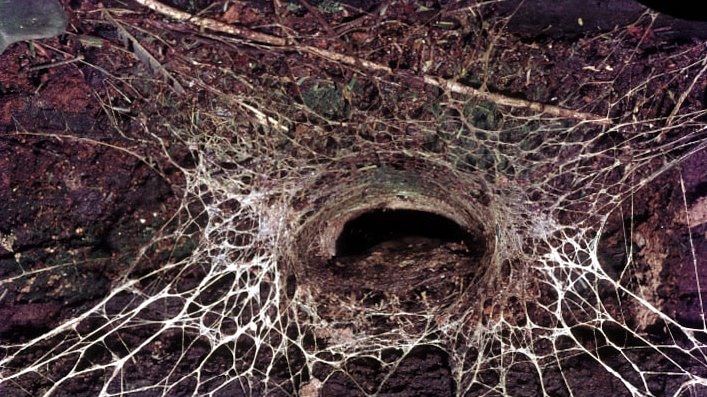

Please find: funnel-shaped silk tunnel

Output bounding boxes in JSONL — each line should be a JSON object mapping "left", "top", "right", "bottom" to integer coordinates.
{"left": 335, "top": 209, "right": 480, "bottom": 257}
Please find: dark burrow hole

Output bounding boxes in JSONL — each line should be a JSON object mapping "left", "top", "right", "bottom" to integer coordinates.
{"left": 335, "top": 209, "right": 481, "bottom": 257}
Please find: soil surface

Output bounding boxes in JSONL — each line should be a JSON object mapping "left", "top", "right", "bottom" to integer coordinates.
{"left": 0, "top": 1, "right": 705, "bottom": 396}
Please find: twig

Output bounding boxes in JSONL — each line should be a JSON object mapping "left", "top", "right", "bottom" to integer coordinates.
{"left": 104, "top": 11, "right": 186, "bottom": 94}
{"left": 425, "top": 77, "right": 611, "bottom": 125}
{"left": 131, "top": 0, "right": 612, "bottom": 125}
{"left": 666, "top": 55, "right": 707, "bottom": 126}
{"left": 132, "top": 0, "right": 287, "bottom": 46}
{"left": 12, "top": 131, "right": 169, "bottom": 181}
{"left": 297, "top": 0, "right": 337, "bottom": 39}
{"left": 304, "top": 45, "right": 612, "bottom": 125}
{"left": 28, "top": 55, "right": 85, "bottom": 71}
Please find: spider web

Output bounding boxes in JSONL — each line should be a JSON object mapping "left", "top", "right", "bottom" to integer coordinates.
{"left": 1, "top": 1, "right": 706, "bottom": 396}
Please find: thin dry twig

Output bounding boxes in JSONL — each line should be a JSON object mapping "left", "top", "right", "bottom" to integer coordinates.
{"left": 666, "top": 56, "right": 707, "bottom": 126}
{"left": 132, "top": 0, "right": 611, "bottom": 125}
{"left": 28, "top": 55, "right": 85, "bottom": 71}
{"left": 296, "top": 0, "right": 337, "bottom": 38}
{"left": 132, "top": 0, "right": 288, "bottom": 46}
{"left": 104, "top": 11, "right": 186, "bottom": 94}
{"left": 304, "top": 46, "right": 612, "bottom": 125}
{"left": 425, "top": 77, "right": 610, "bottom": 124}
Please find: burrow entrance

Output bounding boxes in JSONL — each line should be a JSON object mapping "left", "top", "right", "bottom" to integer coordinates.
{"left": 335, "top": 209, "right": 484, "bottom": 258}
{"left": 298, "top": 207, "right": 491, "bottom": 328}
{"left": 286, "top": 166, "right": 498, "bottom": 331}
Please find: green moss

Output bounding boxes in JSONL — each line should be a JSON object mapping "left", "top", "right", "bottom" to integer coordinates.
{"left": 301, "top": 80, "right": 349, "bottom": 120}
{"left": 463, "top": 101, "right": 500, "bottom": 131}
{"left": 317, "top": 1, "right": 342, "bottom": 13}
